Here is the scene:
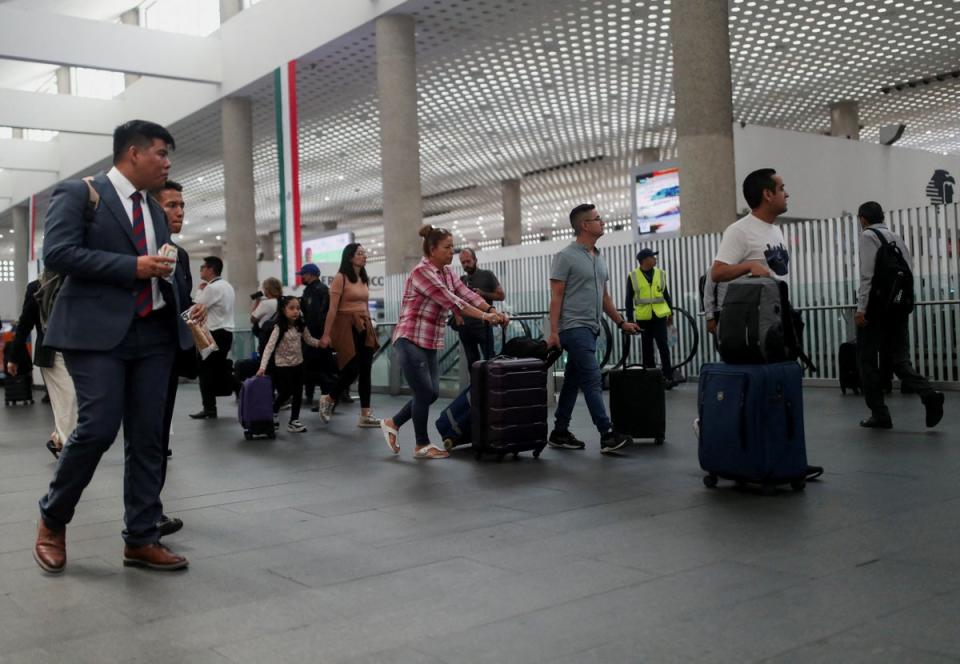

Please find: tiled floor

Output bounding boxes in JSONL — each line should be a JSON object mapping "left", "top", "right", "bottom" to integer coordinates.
{"left": 0, "top": 383, "right": 957, "bottom": 663}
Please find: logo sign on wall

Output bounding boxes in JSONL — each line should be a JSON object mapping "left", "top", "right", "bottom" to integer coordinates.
{"left": 926, "top": 169, "right": 956, "bottom": 205}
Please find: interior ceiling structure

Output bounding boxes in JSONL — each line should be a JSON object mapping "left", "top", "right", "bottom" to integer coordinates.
{"left": 9, "top": 0, "right": 960, "bottom": 259}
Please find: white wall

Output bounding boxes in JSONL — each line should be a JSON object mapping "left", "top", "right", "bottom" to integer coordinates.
{"left": 734, "top": 124, "right": 960, "bottom": 219}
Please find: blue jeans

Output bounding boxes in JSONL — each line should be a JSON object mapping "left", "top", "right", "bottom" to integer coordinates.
{"left": 391, "top": 338, "right": 440, "bottom": 445}
{"left": 555, "top": 327, "right": 611, "bottom": 434}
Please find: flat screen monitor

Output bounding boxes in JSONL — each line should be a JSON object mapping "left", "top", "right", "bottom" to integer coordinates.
{"left": 301, "top": 231, "right": 354, "bottom": 265}
{"left": 630, "top": 161, "right": 680, "bottom": 236}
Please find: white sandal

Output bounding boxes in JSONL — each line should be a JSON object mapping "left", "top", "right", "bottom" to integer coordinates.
{"left": 413, "top": 444, "right": 449, "bottom": 459}
{"left": 380, "top": 420, "right": 400, "bottom": 454}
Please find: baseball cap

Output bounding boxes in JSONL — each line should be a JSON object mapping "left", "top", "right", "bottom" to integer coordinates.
{"left": 296, "top": 263, "right": 320, "bottom": 276}
{"left": 636, "top": 248, "right": 658, "bottom": 262}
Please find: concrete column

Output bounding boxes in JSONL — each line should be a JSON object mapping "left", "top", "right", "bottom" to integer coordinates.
{"left": 376, "top": 15, "right": 423, "bottom": 278}
{"left": 221, "top": 96, "right": 259, "bottom": 329}
{"left": 12, "top": 206, "right": 30, "bottom": 311}
{"left": 259, "top": 234, "right": 275, "bottom": 262}
{"left": 55, "top": 67, "right": 71, "bottom": 95}
{"left": 501, "top": 178, "right": 522, "bottom": 247}
{"left": 671, "top": 0, "right": 737, "bottom": 235}
{"left": 830, "top": 100, "right": 860, "bottom": 140}
{"left": 119, "top": 10, "right": 141, "bottom": 87}
{"left": 219, "top": 0, "right": 243, "bottom": 22}
{"left": 637, "top": 147, "right": 661, "bottom": 164}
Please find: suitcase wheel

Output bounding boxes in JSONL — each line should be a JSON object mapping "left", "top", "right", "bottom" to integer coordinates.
{"left": 244, "top": 431, "right": 252, "bottom": 440}
{"left": 703, "top": 474, "right": 718, "bottom": 488}
{"left": 474, "top": 450, "right": 483, "bottom": 461}
{"left": 790, "top": 480, "right": 806, "bottom": 492}
{"left": 512, "top": 452, "right": 519, "bottom": 459}
{"left": 443, "top": 438, "right": 454, "bottom": 451}
{"left": 533, "top": 449, "right": 541, "bottom": 459}
{"left": 654, "top": 437, "right": 665, "bottom": 446}
{"left": 268, "top": 430, "right": 277, "bottom": 440}
{"left": 840, "top": 386, "right": 846, "bottom": 395}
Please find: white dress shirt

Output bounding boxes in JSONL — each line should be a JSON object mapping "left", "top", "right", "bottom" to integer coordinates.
{"left": 196, "top": 277, "right": 236, "bottom": 332}
{"left": 105, "top": 166, "right": 166, "bottom": 311}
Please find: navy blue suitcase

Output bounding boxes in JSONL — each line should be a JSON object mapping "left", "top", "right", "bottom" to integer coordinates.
{"left": 698, "top": 362, "right": 808, "bottom": 492}
{"left": 436, "top": 386, "right": 472, "bottom": 450}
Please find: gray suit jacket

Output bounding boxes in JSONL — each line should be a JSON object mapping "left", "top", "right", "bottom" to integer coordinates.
{"left": 42, "top": 173, "right": 192, "bottom": 352}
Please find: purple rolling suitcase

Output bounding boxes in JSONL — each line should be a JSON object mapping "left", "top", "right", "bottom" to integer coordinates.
{"left": 238, "top": 376, "right": 276, "bottom": 439}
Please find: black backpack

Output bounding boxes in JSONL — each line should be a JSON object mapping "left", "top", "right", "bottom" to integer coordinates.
{"left": 866, "top": 228, "right": 914, "bottom": 322}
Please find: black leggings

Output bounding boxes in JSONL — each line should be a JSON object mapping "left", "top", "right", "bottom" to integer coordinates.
{"left": 273, "top": 365, "right": 304, "bottom": 421}
{"left": 331, "top": 327, "right": 374, "bottom": 408}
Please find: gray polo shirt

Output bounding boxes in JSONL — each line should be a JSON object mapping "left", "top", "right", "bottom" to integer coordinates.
{"left": 550, "top": 241, "right": 608, "bottom": 334}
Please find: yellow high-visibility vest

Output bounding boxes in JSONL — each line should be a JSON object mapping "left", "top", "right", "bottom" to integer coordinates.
{"left": 630, "top": 267, "right": 671, "bottom": 321}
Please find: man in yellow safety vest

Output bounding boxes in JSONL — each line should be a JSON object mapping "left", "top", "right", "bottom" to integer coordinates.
{"left": 625, "top": 248, "right": 675, "bottom": 387}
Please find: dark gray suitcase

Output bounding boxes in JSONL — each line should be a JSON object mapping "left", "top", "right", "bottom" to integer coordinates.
{"left": 4, "top": 374, "right": 34, "bottom": 405}
{"left": 470, "top": 357, "right": 549, "bottom": 461}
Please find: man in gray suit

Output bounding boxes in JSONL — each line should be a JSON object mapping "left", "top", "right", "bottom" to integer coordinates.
{"left": 33, "top": 120, "right": 198, "bottom": 574}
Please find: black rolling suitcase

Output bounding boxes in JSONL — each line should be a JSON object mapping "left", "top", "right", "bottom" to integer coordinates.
{"left": 470, "top": 357, "right": 550, "bottom": 461}
{"left": 4, "top": 374, "right": 34, "bottom": 405}
{"left": 608, "top": 331, "right": 666, "bottom": 444}
{"left": 838, "top": 341, "right": 860, "bottom": 395}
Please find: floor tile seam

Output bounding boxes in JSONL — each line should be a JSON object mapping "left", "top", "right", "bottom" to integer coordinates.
{"left": 752, "top": 592, "right": 960, "bottom": 663}
{"left": 182, "top": 531, "right": 353, "bottom": 561}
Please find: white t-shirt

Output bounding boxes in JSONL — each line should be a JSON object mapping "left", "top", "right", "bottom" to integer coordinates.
{"left": 714, "top": 213, "right": 790, "bottom": 278}
{"left": 252, "top": 298, "right": 278, "bottom": 325}
{"left": 196, "top": 277, "right": 236, "bottom": 332}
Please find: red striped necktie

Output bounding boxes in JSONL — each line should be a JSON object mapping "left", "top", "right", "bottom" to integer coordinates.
{"left": 130, "top": 192, "right": 153, "bottom": 317}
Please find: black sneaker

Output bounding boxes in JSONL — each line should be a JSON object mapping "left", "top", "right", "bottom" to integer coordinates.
{"left": 859, "top": 415, "right": 893, "bottom": 429}
{"left": 157, "top": 514, "right": 183, "bottom": 537}
{"left": 600, "top": 430, "right": 632, "bottom": 454}
{"left": 548, "top": 430, "right": 585, "bottom": 450}
{"left": 189, "top": 409, "right": 217, "bottom": 420}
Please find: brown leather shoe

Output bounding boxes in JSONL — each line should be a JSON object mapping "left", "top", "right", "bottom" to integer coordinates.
{"left": 122, "top": 542, "right": 189, "bottom": 571}
{"left": 33, "top": 520, "right": 66, "bottom": 574}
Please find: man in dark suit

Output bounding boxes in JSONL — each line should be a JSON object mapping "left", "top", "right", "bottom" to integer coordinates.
{"left": 34, "top": 120, "right": 198, "bottom": 574}
{"left": 152, "top": 179, "right": 202, "bottom": 538}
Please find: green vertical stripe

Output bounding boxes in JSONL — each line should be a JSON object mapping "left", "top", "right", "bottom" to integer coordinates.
{"left": 274, "top": 67, "right": 289, "bottom": 285}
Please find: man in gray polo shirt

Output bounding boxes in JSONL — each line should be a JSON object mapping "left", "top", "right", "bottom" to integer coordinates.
{"left": 546, "top": 204, "right": 640, "bottom": 453}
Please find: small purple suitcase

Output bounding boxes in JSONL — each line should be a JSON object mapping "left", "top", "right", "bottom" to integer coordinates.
{"left": 238, "top": 376, "right": 276, "bottom": 439}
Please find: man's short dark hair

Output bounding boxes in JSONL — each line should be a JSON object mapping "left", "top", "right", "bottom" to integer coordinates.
{"left": 113, "top": 120, "right": 175, "bottom": 163}
{"left": 858, "top": 201, "right": 884, "bottom": 224}
{"left": 159, "top": 180, "right": 183, "bottom": 193}
{"left": 203, "top": 256, "right": 224, "bottom": 276}
{"left": 742, "top": 168, "right": 778, "bottom": 209}
{"left": 569, "top": 203, "right": 596, "bottom": 234}
{"left": 459, "top": 247, "right": 477, "bottom": 260}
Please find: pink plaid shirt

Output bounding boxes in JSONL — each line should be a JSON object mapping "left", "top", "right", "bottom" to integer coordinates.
{"left": 393, "top": 258, "right": 489, "bottom": 350}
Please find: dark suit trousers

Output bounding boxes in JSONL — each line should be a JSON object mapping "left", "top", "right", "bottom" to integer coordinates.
{"left": 857, "top": 319, "right": 933, "bottom": 419}
{"left": 639, "top": 317, "right": 673, "bottom": 379}
{"left": 160, "top": 358, "right": 179, "bottom": 491}
{"left": 198, "top": 328, "right": 234, "bottom": 411}
{"left": 39, "top": 311, "right": 176, "bottom": 546}
{"left": 458, "top": 324, "right": 494, "bottom": 371}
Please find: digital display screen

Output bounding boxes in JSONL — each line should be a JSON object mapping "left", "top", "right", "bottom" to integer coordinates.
{"left": 633, "top": 165, "right": 680, "bottom": 235}
{"left": 301, "top": 231, "right": 354, "bottom": 265}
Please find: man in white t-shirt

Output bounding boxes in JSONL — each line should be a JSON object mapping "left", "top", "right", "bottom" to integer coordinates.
{"left": 711, "top": 168, "right": 791, "bottom": 283}
{"left": 190, "top": 256, "right": 236, "bottom": 419}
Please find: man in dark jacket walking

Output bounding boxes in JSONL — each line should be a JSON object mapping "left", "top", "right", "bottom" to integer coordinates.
{"left": 298, "top": 264, "right": 336, "bottom": 405}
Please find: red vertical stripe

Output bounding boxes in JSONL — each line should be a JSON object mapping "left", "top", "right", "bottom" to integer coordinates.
{"left": 287, "top": 59, "right": 303, "bottom": 286}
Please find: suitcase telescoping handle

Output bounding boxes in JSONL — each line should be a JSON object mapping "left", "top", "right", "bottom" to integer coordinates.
{"left": 615, "top": 328, "right": 645, "bottom": 371}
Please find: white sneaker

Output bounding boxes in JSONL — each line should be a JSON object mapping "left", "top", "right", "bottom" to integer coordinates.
{"left": 287, "top": 420, "right": 307, "bottom": 433}
{"left": 357, "top": 414, "right": 381, "bottom": 428}
{"left": 318, "top": 398, "right": 334, "bottom": 424}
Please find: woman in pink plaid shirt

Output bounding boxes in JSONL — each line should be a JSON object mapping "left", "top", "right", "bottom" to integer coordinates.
{"left": 380, "top": 226, "right": 508, "bottom": 459}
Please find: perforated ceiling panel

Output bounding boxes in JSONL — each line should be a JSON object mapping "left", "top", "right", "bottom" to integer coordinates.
{"left": 36, "top": 0, "right": 957, "bottom": 255}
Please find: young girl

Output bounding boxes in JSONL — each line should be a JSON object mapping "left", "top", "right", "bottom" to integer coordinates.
{"left": 257, "top": 296, "right": 321, "bottom": 433}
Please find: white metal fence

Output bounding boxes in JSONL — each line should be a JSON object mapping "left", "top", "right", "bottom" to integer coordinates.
{"left": 386, "top": 204, "right": 960, "bottom": 384}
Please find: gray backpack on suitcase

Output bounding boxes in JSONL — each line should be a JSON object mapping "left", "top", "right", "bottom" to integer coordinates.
{"left": 717, "top": 277, "right": 814, "bottom": 371}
